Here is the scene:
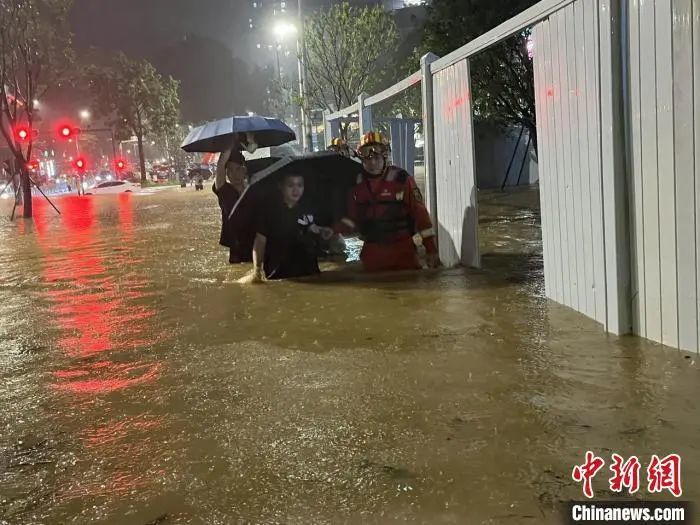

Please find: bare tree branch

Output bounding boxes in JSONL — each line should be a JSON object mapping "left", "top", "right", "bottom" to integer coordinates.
{"left": 300, "top": 2, "right": 398, "bottom": 129}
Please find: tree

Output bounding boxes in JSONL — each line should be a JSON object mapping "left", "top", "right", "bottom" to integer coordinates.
{"left": 86, "top": 53, "right": 181, "bottom": 183}
{"left": 264, "top": 74, "right": 297, "bottom": 123}
{"left": 302, "top": 2, "right": 398, "bottom": 138}
{"left": 153, "top": 122, "right": 191, "bottom": 168}
{"left": 418, "top": 0, "right": 539, "bottom": 150}
{"left": 0, "top": 0, "right": 74, "bottom": 218}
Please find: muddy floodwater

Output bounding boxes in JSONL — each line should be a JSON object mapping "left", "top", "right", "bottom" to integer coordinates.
{"left": 1, "top": 186, "right": 699, "bottom": 524}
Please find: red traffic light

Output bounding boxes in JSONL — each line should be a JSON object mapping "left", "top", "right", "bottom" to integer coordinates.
{"left": 115, "top": 159, "right": 126, "bottom": 171}
{"left": 73, "top": 157, "right": 87, "bottom": 172}
{"left": 14, "top": 125, "right": 31, "bottom": 142}
{"left": 57, "top": 124, "right": 80, "bottom": 140}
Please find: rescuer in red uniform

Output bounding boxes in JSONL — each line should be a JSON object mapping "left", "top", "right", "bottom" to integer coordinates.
{"left": 327, "top": 137, "right": 352, "bottom": 157}
{"left": 333, "top": 131, "right": 440, "bottom": 272}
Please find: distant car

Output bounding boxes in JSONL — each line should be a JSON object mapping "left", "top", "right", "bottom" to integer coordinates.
{"left": 87, "top": 180, "right": 140, "bottom": 195}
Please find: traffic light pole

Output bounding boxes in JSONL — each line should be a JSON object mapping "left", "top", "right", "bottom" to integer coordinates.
{"left": 26, "top": 174, "right": 60, "bottom": 215}
{"left": 110, "top": 130, "right": 118, "bottom": 174}
{"left": 297, "top": 0, "right": 312, "bottom": 152}
{"left": 78, "top": 127, "right": 119, "bottom": 174}
{"left": 3, "top": 164, "right": 61, "bottom": 218}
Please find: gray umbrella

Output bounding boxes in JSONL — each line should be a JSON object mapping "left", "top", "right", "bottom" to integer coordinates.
{"left": 181, "top": 116, "right": 296, "bottom": 153}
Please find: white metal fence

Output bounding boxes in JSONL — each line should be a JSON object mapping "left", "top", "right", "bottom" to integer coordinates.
{"left": 324, "top": 0, "right": 700, "bottom": 353}
{"left": 625, "top": 0, "right": 700, "bottom": 353}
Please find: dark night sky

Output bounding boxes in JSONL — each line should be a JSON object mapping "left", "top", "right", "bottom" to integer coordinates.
{"left": 68, "top": 0, "right": 279, "bottom": 123}
{"left": 69, "top": 0, "right": 353, "bottom": 58}
{"left": 71, "top": 0, "right": 248, "bottom": 61}
{"left": 65, "top": 0, "right": 408, "bottom": 123}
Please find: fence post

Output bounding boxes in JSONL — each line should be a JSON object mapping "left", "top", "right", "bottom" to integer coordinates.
{"left": 387, "top": 118, "right": 402, "bottom": 167}
{"left": 420, "top": 52, "right": 440, "bottom": 234}
{"left": 358, "top": 92, "right": 373, "bottom": 135}
{"left": 323, "top": 110, "right": 333, "bottom": 148}
{"left": 598, "top": 0, "right": 632, "bottom": 335}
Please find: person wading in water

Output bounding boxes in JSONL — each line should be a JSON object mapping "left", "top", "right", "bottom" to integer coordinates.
{"left": 213, "top": 144, "right": 251, "bottom": 264}
{"left": 247, "top": 173, "right": 333, "bottom": 282}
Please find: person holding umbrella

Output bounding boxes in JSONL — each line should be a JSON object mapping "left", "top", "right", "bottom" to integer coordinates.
{"left": 213, "top": 143, "right": 251, "bottom": 263}
{"left": 249, "top": 173, "right": 334, "bottom": 282}
{"left": 180, "top": 115, "right": 297, "bottom": 265}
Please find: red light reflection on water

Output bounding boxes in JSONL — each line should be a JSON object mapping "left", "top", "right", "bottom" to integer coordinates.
{"left": 81, "top": 414, "right": 165, "bottom": 448}
{"left": 31, "top": 195, "right": 165, "bottom": 393}
{"left": 117, "top": 192, "right": 134, "bottom": 239}
{"left": 52, "top": 361, "right": 163, "bottom": 394}
{"left": 31, "top": 194, "right": 171, "bottom": 501}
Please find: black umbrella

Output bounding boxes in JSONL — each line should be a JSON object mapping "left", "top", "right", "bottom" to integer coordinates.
{"left": 229, "top": 151, "right": 362, "bottom": 228}
{"left": 181, "top": 116, "right": 296, "bottom": 153}
{"left": 245, "top": 156, "right": 285, "bottom": 176}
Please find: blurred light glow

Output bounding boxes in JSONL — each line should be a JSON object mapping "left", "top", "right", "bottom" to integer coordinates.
{"left": 273, "top": 21, "right": 297, "bottom": 41}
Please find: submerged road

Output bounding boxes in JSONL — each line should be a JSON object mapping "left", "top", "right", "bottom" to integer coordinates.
{"left": 0, "top": 186, "right": 698, "bottom": 524}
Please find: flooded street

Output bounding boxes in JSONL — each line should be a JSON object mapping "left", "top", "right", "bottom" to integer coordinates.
{"left": 1, "top": 186, "right": 699, "bottom": 524}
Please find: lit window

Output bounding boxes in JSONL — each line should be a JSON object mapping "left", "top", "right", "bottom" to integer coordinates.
{"left": 257, "top": 43, "right": 261, "bottom": 49}
{"left": 281, "top": 1, "right": 286, "bottom": 6}
{"left": 253, "top": 2, "right": 257, "bottom": 6}
{"left": 250, "top": 23, "right": 253, "bottom": 28}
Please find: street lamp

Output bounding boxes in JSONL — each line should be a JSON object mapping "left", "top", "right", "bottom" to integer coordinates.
{"left": 271, "top": 14, "right": 310, "bottom": 151}
{"left": 296, "top": 0, "right": 313, "bottom": 151}
{"left": 79, "top": 109, "right": 91, "bottom": 120}
{"left": 272, "top": 21, "right": 297, "bottom": 82}
{"left": 273, "top": 20, "right": 297, "bottom": 41}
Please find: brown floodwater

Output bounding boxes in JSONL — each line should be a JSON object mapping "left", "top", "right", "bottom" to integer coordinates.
{"left": 0, "top": 186, "right": 698, "bottom": 524}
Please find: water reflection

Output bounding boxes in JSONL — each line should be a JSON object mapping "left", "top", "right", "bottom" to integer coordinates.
{"left": 34, "top": 195, "right": 163, "bottom": 387}
{"left": 1, "top": 188, "right": 699, "bottom": 524}
{"left": 30, "top": 194, "right": 168, "bottom": 508}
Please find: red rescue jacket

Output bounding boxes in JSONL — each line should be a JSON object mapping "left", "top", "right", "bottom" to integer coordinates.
{"left": 336, "top": 166, "right": 437, "bottom": 252}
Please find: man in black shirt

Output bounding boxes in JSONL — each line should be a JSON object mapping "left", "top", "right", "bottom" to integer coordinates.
{"left": 251, "top": 174, "right": 332, "bottom": 281}
{"left": 213, "top": 146, "right": 252, "bottom": 263}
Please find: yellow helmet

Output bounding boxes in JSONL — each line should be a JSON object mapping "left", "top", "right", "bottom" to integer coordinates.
{"left": 357, "top": 131, "right": 390, "bottom": 159}
{"left": 328, "top": 137, "right": 348, "bottom": 151}
{"left": 328, "top": 137, "right": 352, "bottom": 157}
